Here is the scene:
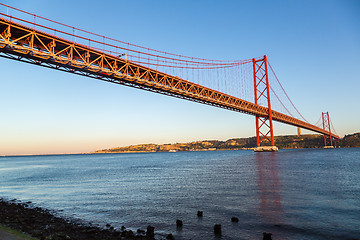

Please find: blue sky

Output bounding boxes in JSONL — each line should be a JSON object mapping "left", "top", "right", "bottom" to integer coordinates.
{"left": 0, "top": 0, "right": 359, "bottom": 155}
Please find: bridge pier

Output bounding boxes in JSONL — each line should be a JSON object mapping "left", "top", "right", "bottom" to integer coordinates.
{"left": 254, "top": 146, "right": 279, "bottom": 152}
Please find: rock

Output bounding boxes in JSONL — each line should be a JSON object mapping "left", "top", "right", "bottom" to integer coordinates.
{"left": 137, "top": 229, "right": 146, "bottom": 234}
{"left": 263, "top": 232, "right": 273, "bottom": 240}
{"left": 214, "top": 224, "right": 221, "bottom": 236}
{"left": 176, "top": 219, "right": 183, "bottom": 227}
{"left": 231, "top": 217, "right": 239, "bottom": 222}
{"left": 147, "top": 225, "right": 155, "bottom": 238}
{"left": 32, "top": 229, "right": 43, "bottom": 237}
{"left": 197, "top": 211, "right": 203, "bottom": 217}
{"left": 0, "top": 198, "right": 176, "bottom": 240}
{"left": 166, "top": 233, "right": 175, "bottom": 240}
{"left": 122, "top": 230, "right": 134, "bottom": 238}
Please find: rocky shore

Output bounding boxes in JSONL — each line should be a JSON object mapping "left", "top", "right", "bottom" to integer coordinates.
{"left": 0, "top": 198, "right": 171, "bottom": 240}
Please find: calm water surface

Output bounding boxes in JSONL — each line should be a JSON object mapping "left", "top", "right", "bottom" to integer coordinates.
{"left": 1, "top": 148, "right": 359, "bottom": 239}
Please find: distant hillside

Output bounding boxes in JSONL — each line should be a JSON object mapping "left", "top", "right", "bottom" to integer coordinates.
{"left": 341, "top": 132, "right": 360, "bottom": 147}
{"left": 94, "top": 132, "right": 360, "bottom": 153}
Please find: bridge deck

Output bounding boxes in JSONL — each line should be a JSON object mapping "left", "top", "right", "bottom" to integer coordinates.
{"left": 0, "top": 18, "right": 339, "bottom": 139}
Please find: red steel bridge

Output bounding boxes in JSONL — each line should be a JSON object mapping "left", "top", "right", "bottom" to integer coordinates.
{"left": 0, "top": 3, "right": 339, "bottom": 148}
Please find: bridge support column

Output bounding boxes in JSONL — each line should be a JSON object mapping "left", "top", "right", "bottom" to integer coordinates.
{"left": 322, "top": 112, "right": 334, "bottom": 148}
{"left": 253, "top": 55, "right": 277, "bottom": 152}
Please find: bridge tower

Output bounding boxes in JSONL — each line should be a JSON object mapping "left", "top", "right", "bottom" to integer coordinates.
{"left": 253, "top": 55, "right": 278, "bottom": 152}
{"left": 322, "top": 112, "right": 334, "bottom": 148}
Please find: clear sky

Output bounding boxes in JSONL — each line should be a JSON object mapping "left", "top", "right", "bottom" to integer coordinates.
{"left": 0, "top": 0, "right": 359, "bottom": 155}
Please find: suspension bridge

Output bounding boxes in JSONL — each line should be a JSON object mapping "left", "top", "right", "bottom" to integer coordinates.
{"left": 0, "top": 3, "right": 340, "bottom": 151}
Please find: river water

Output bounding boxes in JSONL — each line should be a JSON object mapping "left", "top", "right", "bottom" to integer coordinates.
{"left": 1, "top": 148, "right": 359, "bottom": 239}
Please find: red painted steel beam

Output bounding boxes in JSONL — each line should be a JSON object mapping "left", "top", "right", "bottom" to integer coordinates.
{"left": 253, "top": 56, "right": 275, "bottom": 146}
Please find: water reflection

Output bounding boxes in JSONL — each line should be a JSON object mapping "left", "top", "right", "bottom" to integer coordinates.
{"left": 255, "top": 153, "right": 283, "bottom": 225}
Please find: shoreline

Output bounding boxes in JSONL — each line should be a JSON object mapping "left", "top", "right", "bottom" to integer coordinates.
{"left": 3, "top": 132, "right": 359, "bottom": 156}
{"left": 0, "top": 198, "right": 170, "bottom": 240}
{"left": 2, "top": 146, "right": 352, "bottom": 157}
